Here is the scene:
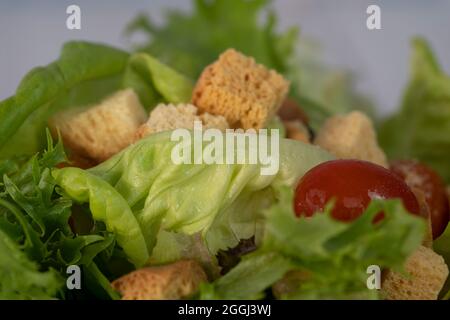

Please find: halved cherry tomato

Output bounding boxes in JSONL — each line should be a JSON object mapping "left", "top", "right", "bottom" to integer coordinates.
{"left": 390, "top": 160, "right": 449, "bottom": 239}
{"left": 294, "top": 159, "right": 424, "bottom": 222}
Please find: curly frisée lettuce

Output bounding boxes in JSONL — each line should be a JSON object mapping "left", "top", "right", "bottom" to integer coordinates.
{"left": 54, "top": 131, "right": 333, "bottom": 266}
{"left": 379, "top": 38, "right": 450, "bottom": 183}
{"left": 0, "top": 133, "right": 123, "bottom": 299}
{"left": 199, "top": 187, "right": 426, "bottom": 300}
{"left": 0, "top": 228, "right": 62, "bottom": 299}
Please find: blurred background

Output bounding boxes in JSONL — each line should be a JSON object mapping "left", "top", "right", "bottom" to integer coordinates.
{"left": 0, "top": 0, "right": 449, "bottom": 115}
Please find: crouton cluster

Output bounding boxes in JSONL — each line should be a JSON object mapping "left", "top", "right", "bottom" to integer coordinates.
{"left": 111, "top": 260, "right": 207, "bottom": 300}
{"left": 192, "top": 49, "right": 290, "bottom": 129}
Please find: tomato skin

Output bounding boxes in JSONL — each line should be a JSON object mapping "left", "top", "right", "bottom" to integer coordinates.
{"left": 390, "top": 160, "right": 449, "bottom": 239}
{"left": 294, "top": 159, "right": 423, "bottom": 222}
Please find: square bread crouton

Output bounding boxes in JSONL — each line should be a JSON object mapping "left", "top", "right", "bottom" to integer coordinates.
{"left": 381, "top": 246, "right": 449, "bottom": 300}
{"left": 192, "top": 49, "right": 290, "bottom": 129}
{"left": 49, "top": 89, "right": 147, "bottom": 162}
{"left": 135, "top": 103, "right": 229, "bottom": 140}
{"left": 111, "top": 260, "right": 207, "bottom": 300}
{"left": 314, "top": 111, "right": 388, "bottom": 167}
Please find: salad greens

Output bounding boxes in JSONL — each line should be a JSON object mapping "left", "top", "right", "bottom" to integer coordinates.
{"left": 0, "top": 132, "right": 124, "bottom": 299}
{"left": 200, "top": 187, "right": 427, "bottom": 300}
{"left": 0, "top": 1, "right": 447, "bottom": 300}
{"left": 126, "top": 0, "right": 373, "bottom": 130}
{"left": 0, "top": 42, "right": 128, "bottom": 158}
{"left": 52, "top": 168, "right": 149, "bottom": 267}
{"left": 379, "top": 38, "right": 450, "bottom": 184}
{"left": 54, "top": 131, "right": 333, "bottom": 264}
{"left": 0, "top": 42, "right": 194, "bottom": 159}
{"left": 123, "top": 53, "right": 194, "bottom": 109}
{"left": 0, "top": 228, "right": 62, "bottom": 299}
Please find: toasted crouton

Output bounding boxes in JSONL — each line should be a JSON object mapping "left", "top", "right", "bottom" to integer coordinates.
{"left": 135, "top": 103, "right": 229, "bottom": 140}
{"left": 50, "top": 89, "right": 147, "bottom": 162}
{"left": 314, "top": 111, "right": 388, "bottom": 167}
{"left": 111, "top": 260, "right": 207, "bottom": 300}
{"left": 381, "top": 246, "right": 449, "bottom": 300}
{"left": 192, "top": 49, "right": 290, "bottom": 129}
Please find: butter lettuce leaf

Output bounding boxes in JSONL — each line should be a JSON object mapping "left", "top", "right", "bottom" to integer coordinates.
{"left": 52, "top": 168, "right": 149, "bottom": 267}
{"left": 54, "top": 131, "right": 333, "bottom": 265}
{"left": 122, "top": 53, "right": 194, "bottom": 109}
{"left": 0, "top": 42, "right": 194, "bottom": 158}
{"left": 0, "top": 42, "right": 129, "bottom": 157}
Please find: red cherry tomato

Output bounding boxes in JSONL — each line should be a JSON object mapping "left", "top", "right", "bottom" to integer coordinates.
{"left": 390, "top": 160, "right": 449, "bottom": 239}
{"left": 294, "top": 159, "right": 424, "bottom": 222}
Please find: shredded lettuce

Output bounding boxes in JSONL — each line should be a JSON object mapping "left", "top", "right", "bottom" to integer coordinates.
{"left": 379, "top": 38, "right": 450, "bottom": 183}
{"left": 200, "top": 187, "right": 426, "bottom": 300}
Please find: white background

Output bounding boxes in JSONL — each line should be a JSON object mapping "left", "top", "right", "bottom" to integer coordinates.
{"left": 1, "top": 0, "right": 449, "bottom": 115}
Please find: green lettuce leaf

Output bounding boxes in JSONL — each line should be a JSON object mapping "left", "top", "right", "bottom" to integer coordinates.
{"left": 54, "top": 131, "right": 333, "bottom": 265}
{"left": 379, "top": 38, "right": 450, "bottom": 183}
{"left": 0, "top": 42, "right": 129, "bottom": 157}
{"left": 0, "top": 42, "right": 194, "bottom": 158}
{"left": 200, "top": 187, "right": 426, "bottom": 300}
{"left": 0, "top": 133, "right": 122, "bottom": 299}
{"left": 52, "top": 168, "right": 149, "bottom": 267}
{"left": 0, "top": 229, "right": 62, "bottom": 300}
{"left": 122, "top": 53, "right": 194, "bottom": 109}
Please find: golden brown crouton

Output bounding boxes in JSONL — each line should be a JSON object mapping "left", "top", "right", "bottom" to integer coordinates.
{"left": 381, "top": 246, "right": 449, "bottom": 300}
{"left": 314, "top": 111, "right": 388, "bottom": 167}
{"left": 135, "top": 103, "right": 229, "bottom": 140}
{"left": 283, "top": 120, "right": 310, "bottom": 143}
{"left": 111, "top": 260, "right": 207, "bottom": 300}
{"left": 192, "top": 49, "right": 290, "bottom": 129}
{"left": 50, "top": 89, "right": 147, "bottom": 162}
